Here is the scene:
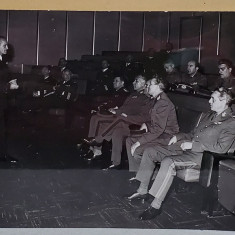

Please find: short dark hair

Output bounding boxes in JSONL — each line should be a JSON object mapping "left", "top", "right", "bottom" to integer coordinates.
{"left": 188, "top": 60, "right": 200, "bottom": 68}
{"left": 114, "top": 76, "right": 125, "bottom": 83}
{"left": 0, "top": 36, "right": 7, "bottom": 43}
{"left": 135, "top": 74, "right": 147, "bottom": 82}
{"left": 164, "top": 60, "right": 175, "bottom": 66}
{"left": 218, "top": 59, "right": 233, "bottom": 69}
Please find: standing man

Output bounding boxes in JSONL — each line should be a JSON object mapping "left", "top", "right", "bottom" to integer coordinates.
{"left": 0, "top": 36, "right": 19, "bottom": 162}
{"left": 127, "top": 87, "right": 235, "bottom": 220}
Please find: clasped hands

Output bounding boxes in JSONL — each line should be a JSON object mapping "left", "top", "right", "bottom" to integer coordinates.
{"left": 168, "top": 135, "right": 192, "bottom": 151}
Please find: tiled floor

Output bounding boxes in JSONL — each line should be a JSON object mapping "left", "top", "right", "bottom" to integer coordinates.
{"left": 0, "top": 108, "right": 234, "bottom": 229}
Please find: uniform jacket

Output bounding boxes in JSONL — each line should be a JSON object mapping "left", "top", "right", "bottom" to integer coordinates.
{"left": 181, "top": 72, "right": 208, "bottom": 89}
{"left": 34, "top": 76, "right": 57, "bottom": 97}
{"left": 55, "top": 79, "right": 79, "bottom": 102}
{"left": 165, "top": 70, "right": 182, "bottom": 84}
{"left": 91, "top": 68, "right": 114, "bottom": 95}
{"left": 138, "top": 92, "right": 179, "bottom": 145}
{"left": 0, "top": 58, "right": 11, "bottom": 110}
{"left": 215, "top": 75, "right": 235, "bottom": 90}
{"left": 99, "top": 87, "right": 129, "bottom": 113}
{"left": 116, "top": 90, "right": 154, "bottom": 124}
{"left": 120, "top": 62, "right": 142, "bottom": 88}
{"left": 176, "top": 107, "right": 235, "bottom": 154}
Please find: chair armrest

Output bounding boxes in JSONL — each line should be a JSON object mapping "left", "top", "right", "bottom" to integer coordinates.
{"left": 199, "top": 140, "right": 235, "bottom": 188}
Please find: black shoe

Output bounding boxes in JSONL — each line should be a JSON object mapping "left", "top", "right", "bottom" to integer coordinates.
{"left": 82, "top": 150, "right": 94, "bottom": 160}
{"left": 1, "top": 154, "right": 19, "bottom": 163}
{"left": 84, "top": 138, "right": 102, "bottom": 147}
{"left": 126, "top": 192, "right": 148, "bottom": 201}
{"left": 138, "top": 206, "right": 161, "bottom": 220}
{"left": 103, "top": 164, "right": 121, "bottom": 170}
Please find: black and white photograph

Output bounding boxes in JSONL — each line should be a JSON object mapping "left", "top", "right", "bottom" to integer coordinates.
{"left": 0, "top": 8, "right": 235, "bottom": 234}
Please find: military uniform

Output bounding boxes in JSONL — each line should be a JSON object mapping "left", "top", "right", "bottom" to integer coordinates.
{"left": 181, "top": 72, "right": 208, "bottom": 89}
{"left": 127, "top": 92, "right": 179, "bottom": 172}
{"left": 32, "top": 75, "right": 58, "bottom": 110}
{"left": 95, "top": 90, "right": 153, "bottom": 166}
{"left": 135, "top": 108, "right": 235, "bottom": 210}
{"left": 164, "top": 70, "right": 182, "bottom": 85}
{"left": 88, "top": 87, "right": 129, "bottom": 138}
{"left": 214, "top": 75, "right": 235, "bottom": 90}
{"left": 0, "top": 58, "right": 10, "bottom": 158}
{"left": 90, "top": 68, "right": 114, "bottom": 96}
{"left": 55, "top": 79, "right": 79, "bottom": 129}
{"left": 120, "top": 62, "right": 142, "bottom": 90}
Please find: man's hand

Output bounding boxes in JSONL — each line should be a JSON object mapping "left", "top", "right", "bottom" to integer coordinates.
{"left": 168, "top": 136, "right": 177, "bottom": 145}
{"left": 121, "top": 113, "right": 127, "bottom": 117}
{"left": 9, "top": 79, "right": 19, "bottom": 90}
{"left": 140, "top": 123, "right": 148, "bottom": 132}
{"left": 131, "top": 141, "right": 140, "bottom": 156}
{"left": 180, "top": 142, "right": 193, "bottom": 151}
{"left": 109, "top": 108, "right": 116, "bottom": 114}
{"left": 91, "top": 109, "right": 97, "bottom": 114}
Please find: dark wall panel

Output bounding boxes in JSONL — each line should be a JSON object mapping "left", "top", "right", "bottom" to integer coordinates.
{"left": 170, "top": 12, "right": 191, "bottom": 50}
{"left": 220, "top": 13, "right": 235, "bottom": 63}
{"left": 0, "top": 11, "right": 7, "bottom": 38}
{"left": 180, "top": 17, "right": 201, "bottom": 49}
{"left": 144, "top": 12, "right": 168, "bottom": 52}
{"left": 119, "top": 12, "right": 143, "bottom": 51}
{"left": 200, "top": 12, "right": 219, "bottom": 74}
{"left": 67, "top": 11, "right": 93, "bottom": 60}
{"left": 94, "top": 12, "right": 119, "bottom": 55}
{"left": 38, "top": 11, "right": 66, "bottom": 65}
{"left": 8, "top": 11, "right": 37, "bottom": 65}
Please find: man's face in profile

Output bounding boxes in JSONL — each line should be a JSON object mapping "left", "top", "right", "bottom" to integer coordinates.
{"left": 0, "top": 40, "right": 8, "bottom": 56}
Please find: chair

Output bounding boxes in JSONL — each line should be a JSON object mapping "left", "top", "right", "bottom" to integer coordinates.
{"left": 199, "top": 139, "right": 235, "bottom": 216}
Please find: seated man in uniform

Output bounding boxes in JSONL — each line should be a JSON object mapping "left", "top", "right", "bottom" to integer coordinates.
{"left": 181, "top": 60, "right": 208, "bottom": 90}
{"left": 89, "top": 59, "right": 114, "bottom": 97}
{"left": 163, "top": 60, "right": 181, "bottom": 87}
{"left": 79, "top": 76, "right": 129, "bottom": 148}
{"left": 127, "top": 87, "right": 235, "bottom": 220}
{"left": 55, "top": 69, "right": 79, "bottom": 129}
{"left": 84, "top": 75, "right": 153, "bottom": 168}
{"left": 214, "top": 59, "right": 235, "bottom": 90}
{"left": 120, "top": 54, "right": 142, "bottom": 91}
{"left": 33, "top": 66, "right": 57, "bottom": 97}
{"left": 126, "top": 76, "right": 179, "bottom": 174}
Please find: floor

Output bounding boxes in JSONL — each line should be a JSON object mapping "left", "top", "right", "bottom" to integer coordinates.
{"left": 0, "top": 104, "right": 235, "bottom": 230}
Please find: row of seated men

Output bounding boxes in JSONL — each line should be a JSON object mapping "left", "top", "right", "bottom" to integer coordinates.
{"left": 81, "top": 56, "right": 235, "bottom": 98}
{"left": 76, "top": 68, "right": 235, "bottom": 220}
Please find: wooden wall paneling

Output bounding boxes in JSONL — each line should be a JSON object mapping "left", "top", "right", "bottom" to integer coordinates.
{"left": 144, "top": 12, "right": 168, "bottom": 52}
{"left": 38, "top": 11, "right": 66, "bottom": 65}
{"left": 0, "top": 10, "right": 7, "bottom": 38}
{"left": 119, "top": 12, "right": 143, "bottom": 51}
{"left": 67, "top": 11, "right": 93, "bottom": 60}
{"left": 200, "top": 12, "right": 219, "bottom": 74}
{"left": 94, "top": 12, "right": 119, "bottom": 55}
{"left": 220, "top": 13, "right": 235, "bottom": 64}
{"left": 8, "top": 11, "right": 37, "bottom": 66}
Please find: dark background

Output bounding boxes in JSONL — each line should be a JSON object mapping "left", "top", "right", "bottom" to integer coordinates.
{"left": 0, "top": 11, "right": 235, "bottom": 74}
